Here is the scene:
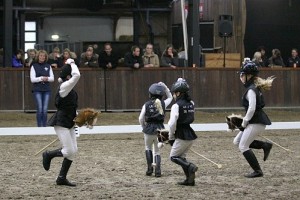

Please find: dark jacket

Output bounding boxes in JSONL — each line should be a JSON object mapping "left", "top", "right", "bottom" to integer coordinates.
{"left": 286, "top": 56, "right": 300, "bottom": 67}
{"left": 48, "top": 86, "right": 78, "bottom": 129}
{"left": 99, "top": 51, "right": 119, "bottom": 69}
{"left": 161, "top": 55, "right": 179, "bottom": 67}
{"left": 242, "top": 83, "right": 271, "bottom": 125}
{"left": 174, "top": 96, "right": 197, "bottom": 140}
{"left": 124, "top": 52, "right": 144, "bottom": 68}
{"left": 142, "top": 99, "right": 166, "bottom": 135}
{"left": 31, "top": 62, "right": 52, "bottom": 92}
{"left": 268, "top": 56, "right": 285, "bottom": 67}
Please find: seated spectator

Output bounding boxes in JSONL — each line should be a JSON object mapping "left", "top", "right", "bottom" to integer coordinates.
{"left": 142, "top": 43, "right": 160, "bottom": 68}
{"left": 58, "top": 48, "right": 79, "bottom": 67}
{"left": 80, "top": 45, "right": 99, "bottom": 61}
{"left": 257, "top": 46, "right": 269, "bottom": 67}
{"left": 12, "top": 49, "right": 24, "bottom": 68}
{"left": 124, "top": 45, "right": 144, "bottom": 69}
{"left": 99, "top": 43, "right": 118, "bottom": 69}
{"left": 79, "top": 49, "right": 99, "bottom": 68}
{"left": 286, "top": 48, "right": 300, "bottom": 68}
{"left": 25, "top": 49, "right": 37, "bottom": 68}
{"left": 161, "top": 44, "right": 179, "bottom": 68}
{"left": 47, "top": 47, "right": 61, "bottom": 68}
{"left": 252, "top": 51, "right": 265, "bottom": 67}
{"left": 268, "top": 49, "right": 285, "bottom": 67}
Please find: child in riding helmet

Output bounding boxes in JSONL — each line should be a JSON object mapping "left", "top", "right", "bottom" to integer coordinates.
{"left": 43, "top": 58, "right": 80, "bottom": 186}
{"left": 234, "top": 58, "right": 275, "bottom": 178}
{"left": 168, "top": 78, "right": 198, "bottom": 186}
{"left": 139, "top": 82, "right": 172, "bottom": 177}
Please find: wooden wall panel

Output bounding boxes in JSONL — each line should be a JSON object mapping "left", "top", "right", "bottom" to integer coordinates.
{"left": 204, "top": 53, "right": 241, "bottom": 68}
{"left": 1, "top": 68, "right": 299, "bottom": 111}
{"left": 0, "top": 69, "right": 24, "bottom": 110}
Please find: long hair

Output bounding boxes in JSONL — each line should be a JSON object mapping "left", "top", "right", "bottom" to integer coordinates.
{"left": 254, "top": 76, "right": 276, "bottom": 91}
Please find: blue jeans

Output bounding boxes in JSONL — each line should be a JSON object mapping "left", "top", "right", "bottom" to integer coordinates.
{"left": 33, "top": 91, "right": 51, "bottom": 127}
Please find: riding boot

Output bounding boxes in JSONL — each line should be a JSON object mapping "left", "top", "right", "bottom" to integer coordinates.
{"left": 154, "top": 155, "right": 161, "bottom": 177}
{"left": 262, "top": 142, "right": 273, "bottom": 161}
{"left": 42, "top": 148, "right": 63, "bottom": 171}
{"left": 145, "top": 150, "right": 153, "bottom": 176}
{"left": 250, "top": 140, "right": 273, "bottom": 161}
{"left": 56, "top": 158, "right": 76, "bottom": 187}
{"left": 243, "top": 150, "right": 263, "bottom": 178}
{"left": 180, "top": 158, "right": 189, "bottom": 184}
{"left": 171, "top": 156, "right": 198, "bottom": 186}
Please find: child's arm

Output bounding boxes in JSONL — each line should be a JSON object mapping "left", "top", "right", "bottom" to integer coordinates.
{"left": 168, "top": 104, "right": 179, "bottom": 140}
{"left": 158, "top": 82, "right": 173, "bottom": 108}
{"left": 138, "top": 104, "right": 146, "bottom": 129}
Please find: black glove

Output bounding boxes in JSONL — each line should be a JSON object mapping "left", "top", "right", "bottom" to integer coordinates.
{"left": 168, "top": 140, "right": 175, "bottom": 146}
{"left": 238, "top": 127, "right": 245, "bottom": 131}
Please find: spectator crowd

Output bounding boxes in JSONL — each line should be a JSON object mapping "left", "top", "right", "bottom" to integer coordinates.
{"left": 1, "top": 44, "right": 300, "bottom": 68}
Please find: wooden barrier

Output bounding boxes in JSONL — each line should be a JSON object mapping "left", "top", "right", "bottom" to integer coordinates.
{"left": 204, "top": 53, "right": 241, "bottom": 68}
{"left": 0, "top": 67, "right": 299, "bottom": 111}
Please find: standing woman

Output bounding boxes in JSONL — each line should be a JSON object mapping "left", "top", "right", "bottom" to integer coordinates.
{"left": 30, "top": 50, "right": 54, "bottom": 127}
{"left": 43, "top": 58, "right": 80, "bottom": 186}
{"left": 234, "top": 59, "right": 274, "bottom": 178}
{"left": 168, "top": 78, "right": 198, "bottom": 186}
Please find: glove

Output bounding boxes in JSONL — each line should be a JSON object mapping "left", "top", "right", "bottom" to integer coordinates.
{"left": 168, "top": 140, "right": 175, "bottom": 146}
{"left": 158, "top": 82, "right": 170, "bottom": 92}
{"left": 238, "top": 127, "right": 245, "bottom": 131}
{"left": 66, "top": 58, "right": 75, "bottom": 65}
{"left": 241, "top": 119, "right": 248, "bottom": 129}
{"left": 158, "top": 82, "right": 167, "bottom": 88}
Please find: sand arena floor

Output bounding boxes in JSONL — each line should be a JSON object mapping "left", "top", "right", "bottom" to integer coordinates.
{"left": 0, "top": 110, "right": 299, "bottom": 199}
{"left": 0, "top": 129, "right": 299, "bottom": 200}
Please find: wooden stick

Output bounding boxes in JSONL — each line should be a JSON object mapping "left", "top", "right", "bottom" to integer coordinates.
{"left": 34, "top": 138, "right": 58, "bottom": 156}
{"left": 260, "top": 136, "right": 294, "bottom": 153}
{"left": 190, "top": 149, "right": 223, "bottom": 169}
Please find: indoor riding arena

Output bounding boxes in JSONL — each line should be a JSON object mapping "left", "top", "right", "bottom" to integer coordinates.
{"left": 0, "top": 110, "right": 299, "bottom": 199}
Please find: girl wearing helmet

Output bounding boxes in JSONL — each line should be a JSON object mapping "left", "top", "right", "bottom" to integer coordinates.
{"left": 234, "top": 58, "right": 275, "bottom": 178}
{"left": 139, "top": 82, "right": 172, "bottom": 177}
{"left": 168, "top": 78, "right": 198, "bottom": 186}
{"left": 43, "top": 58, "right": 80, "bottom": 186}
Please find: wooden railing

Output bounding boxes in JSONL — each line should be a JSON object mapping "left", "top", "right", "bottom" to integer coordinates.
{"left": 0, "top": 67, "right": 299, "bottom": 111}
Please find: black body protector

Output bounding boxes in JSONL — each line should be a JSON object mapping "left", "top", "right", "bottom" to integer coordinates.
{"left": 48, "top": 86, "right": 78, "bottom": 129}
{"left": 143, "top": 99, "right": 166, "bottom": 135}
{"left": 242, "top": 83, "right": 271, "bottom": 125}
{"left": 174, "top": 96, "right": 197, "bottom": 140}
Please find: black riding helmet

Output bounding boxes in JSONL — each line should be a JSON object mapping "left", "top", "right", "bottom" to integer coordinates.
{"left": 171, "top": 78, "right": 189, "bottom": 93}
{"left": 149, "top": 83, "right": 165, "bottom": 97}
{"left": 59, "top": 64, "right": 72, "bottom": 81}
{"left": 239, "top": 59, "right": 259, "bottom": 76}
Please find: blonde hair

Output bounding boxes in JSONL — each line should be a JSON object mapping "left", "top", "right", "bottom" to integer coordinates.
{"left": 252, "top": 52, "right": 261, "bottom": 61}
{"left": 35, "top": 50, "right": 48, "bottom": 62}
{"left": 254, "top": 76, "right": 276, "bottom": 91}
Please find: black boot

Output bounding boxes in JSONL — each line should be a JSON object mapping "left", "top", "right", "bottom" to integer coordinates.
{"left": 42, "top": 149, "right": 63, "bottom": 171}
{"left": 262, "top": 142, "right": 273, "bottom": 161}
{"left": 243, "top": 150, "right": 263, "bottom": 178}
{"left": 250, "top": 140, "right": 273, "bottom": 161}
{"left": 145, "top": 150, "right": 153, "bottom": 176}
{"left": 171, "top": 156, "right": 198, "bottom": 186}
{"left": 179, "top": 158, "right": 189, "bottom": 185}
{"left": 155, "top": 155, "right": 161, "bottom": 177}
{"left": 56, "top": 158, "right": 76, "bottom": 187}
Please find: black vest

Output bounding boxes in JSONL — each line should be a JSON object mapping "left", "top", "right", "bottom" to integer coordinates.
{"left": 174, "top": 96, "right": 197, "bottom": 140}
{"left": 142, "top": 99, "right": 166, "bottom": 135}
{"left": 48, "top": 86, "right": 78, "bottom": 129}
{"left": 242, "top": 84, "right": 271, "bottom": 125}
{"left": 32, "top": 62, "right": 51, "bottom": 92}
